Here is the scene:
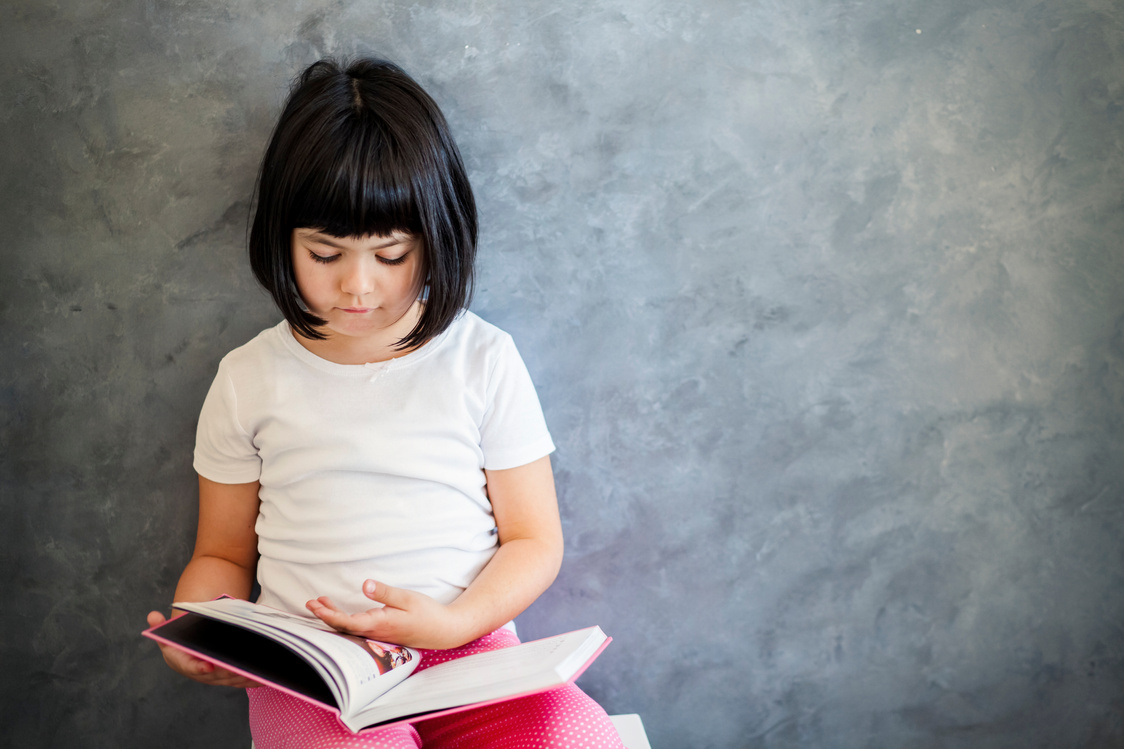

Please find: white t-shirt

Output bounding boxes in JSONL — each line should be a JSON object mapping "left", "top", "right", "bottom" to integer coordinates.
{"left": 193, "top": 311, "right": 555, "bottom": 617}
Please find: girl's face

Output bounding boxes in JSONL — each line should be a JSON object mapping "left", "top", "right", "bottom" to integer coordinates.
{"left": 290, "top": 228, "right": 426, "bottom": 361}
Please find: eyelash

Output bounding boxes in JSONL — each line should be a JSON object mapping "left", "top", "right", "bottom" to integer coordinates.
{"left": 306, "top": 251, "right": 409, "bottom": 266}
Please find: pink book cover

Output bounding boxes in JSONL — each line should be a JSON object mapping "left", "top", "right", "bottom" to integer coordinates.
{"left": 143, "top": 611, "right": 610, "bottom": 734}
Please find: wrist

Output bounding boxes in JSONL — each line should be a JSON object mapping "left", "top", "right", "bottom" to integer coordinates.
{"left": 442, "top": 599, "right": 492, "bottom": 648}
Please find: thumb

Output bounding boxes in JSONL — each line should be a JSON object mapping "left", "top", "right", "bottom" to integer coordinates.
{"left": 362, "top": 579, "right": 411, "bottom": 610}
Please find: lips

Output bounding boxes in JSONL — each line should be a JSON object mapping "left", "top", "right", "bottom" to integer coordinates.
{"left": 340, "top": 307, "right": 374, "bottom": 314}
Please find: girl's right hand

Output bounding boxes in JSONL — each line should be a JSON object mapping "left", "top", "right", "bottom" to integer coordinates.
{"left": 146, "top": 610, "right": 262, "bottom": 689}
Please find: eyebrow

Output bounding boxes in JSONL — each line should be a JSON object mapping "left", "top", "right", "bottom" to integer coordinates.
{"left": 303, "top": 232, "right": 405, "bottom": 251}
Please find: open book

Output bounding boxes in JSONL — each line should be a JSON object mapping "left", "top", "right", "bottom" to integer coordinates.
{"left": 143, "top": 598, "right": 610, "bottom": 734}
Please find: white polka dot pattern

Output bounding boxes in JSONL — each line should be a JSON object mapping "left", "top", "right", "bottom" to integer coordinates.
{"left": 247, "top": 629, "right": 625, "bottom": 748}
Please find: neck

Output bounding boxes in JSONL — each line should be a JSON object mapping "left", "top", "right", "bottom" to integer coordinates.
{"left": 293, "top": 301, "right": 424, "bottom": 365}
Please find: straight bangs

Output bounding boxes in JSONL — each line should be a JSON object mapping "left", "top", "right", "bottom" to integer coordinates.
{"left": 285, "top": 115, "right": 423, "bottom": 241}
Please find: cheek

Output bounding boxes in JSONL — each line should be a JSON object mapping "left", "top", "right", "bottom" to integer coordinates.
{"left": 392, "top": 274, "right": 422, "bottom": 305}
{"left": 389, "top": 262, "right": 423, "bottom": 301}
{"left": 291, "top": 260, "right": 327, "bottom": 306}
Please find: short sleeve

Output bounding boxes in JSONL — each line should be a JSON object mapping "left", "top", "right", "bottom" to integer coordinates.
{"left": 479, "top": 336, "right": 555, "bottom": 470}
{"left": 193, "top": 362, "right": 263, "bottom": 484}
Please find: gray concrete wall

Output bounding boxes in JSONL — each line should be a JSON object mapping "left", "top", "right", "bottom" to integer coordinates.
{"left": 2, "top": 1, "right": 1122, "bottom": 747}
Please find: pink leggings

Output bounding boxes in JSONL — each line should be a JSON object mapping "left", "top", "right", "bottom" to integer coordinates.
{"left": 247, "top": 629, "right": 625, "bottom": 748}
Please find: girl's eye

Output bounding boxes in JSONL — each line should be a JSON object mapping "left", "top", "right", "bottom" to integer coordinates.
{"left": 378, "top": 254, "right": 409, "bottom": 266}
{"left": 308, "top": 251, "right": 338, "bottom": 264}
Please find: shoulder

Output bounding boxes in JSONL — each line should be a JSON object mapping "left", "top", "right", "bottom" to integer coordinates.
{"left": 419, "top": 311, "right": 532, "bottom": 393}
{"left": 214, "top": 321, "right": 291, "bottom": 378}
{"left": 438, "top": 310, "right": 517, "bottom": 359}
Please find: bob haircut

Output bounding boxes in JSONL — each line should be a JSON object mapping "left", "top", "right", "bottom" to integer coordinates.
{"left": 249, "top": 58, "right": 477, "bottom": 350}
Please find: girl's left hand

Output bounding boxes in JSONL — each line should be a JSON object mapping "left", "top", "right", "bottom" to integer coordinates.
{"left": 306, "top": 579, "right": 467, "bottom": 650}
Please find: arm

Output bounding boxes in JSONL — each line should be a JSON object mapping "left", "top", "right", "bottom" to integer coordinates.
{"left": 146, "top": 475, "right": 261, "bottom": 687}
{"left": 307, "top": 455, "right": 563, "bottom": 649}
{"left": 447, "top": 455, "right": 564, "bottom": 640}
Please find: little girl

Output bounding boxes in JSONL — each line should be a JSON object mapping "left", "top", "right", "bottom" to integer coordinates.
{"left": 146, "top": 58, "right": 624, "bottom": 749}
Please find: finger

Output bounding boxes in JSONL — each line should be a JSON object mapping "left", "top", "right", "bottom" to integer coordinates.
{"left": 190, "top": 660, "right": 216, "bottom": 675}
{"left": 146, "top": 611, "right": 167, "bottom": 628}
{"left": 361, "top": 579, "right": 413, "bottom": 611}
{"left": 190, "top": 665, "right": 258, "bottom": 688}
{"left": 160, "top": 646, "right": 216, "bottom": 681}
{"left": 307, "top": 599, "right": 369, "bottom": 629}
{"left": 169, "top": 649, "right": 261, "bottom": 687}
{"left": 207, "top": 667, "right": 263, "bottom": 688}
{"left": 305, "top": 597, "right": 342, "bottom": 622}
{"left": 173, "top": 650, "right": 215, "bottom": 675}
{"left": 306, "top": 596, "right": 346, "bottom": 615}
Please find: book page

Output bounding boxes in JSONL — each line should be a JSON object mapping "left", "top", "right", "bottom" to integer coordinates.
{"left": 351, "top": 627, "right": 605, "bottom": 730}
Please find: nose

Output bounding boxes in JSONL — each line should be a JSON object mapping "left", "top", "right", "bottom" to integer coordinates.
{"left": 340, "top": 256, "right": 376, "bottom": 297}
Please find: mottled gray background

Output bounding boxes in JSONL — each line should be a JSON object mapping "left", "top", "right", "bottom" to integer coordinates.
{"left": 2, "top": 0, "right": 1122, "bottom": 747}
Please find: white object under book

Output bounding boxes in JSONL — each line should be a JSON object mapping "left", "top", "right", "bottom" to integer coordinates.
{"left": 610, "top": 713, "right": 652, "bottom": 749}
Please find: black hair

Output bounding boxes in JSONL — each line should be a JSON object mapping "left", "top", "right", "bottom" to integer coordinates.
{"left": 249, "top": 58, "right": 477, "bottom": 350}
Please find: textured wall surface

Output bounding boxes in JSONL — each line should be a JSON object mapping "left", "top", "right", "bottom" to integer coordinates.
{"left": 2, "top": 1, "right": 1123, "bottom": 747}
